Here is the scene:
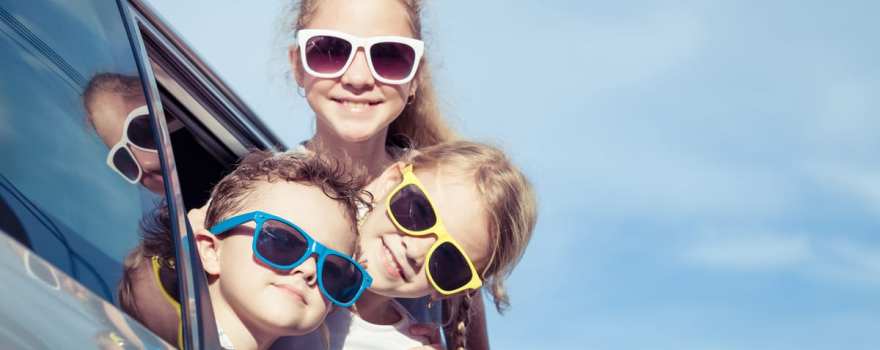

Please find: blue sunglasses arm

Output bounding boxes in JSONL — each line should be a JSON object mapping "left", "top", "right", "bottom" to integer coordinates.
{"left": 208, "top": 211, "right": 265, "bottom": 235}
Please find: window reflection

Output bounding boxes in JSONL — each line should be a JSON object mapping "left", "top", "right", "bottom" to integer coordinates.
{"left": 1, "top": 235, "right": 173, "bottom": 349}
{"left": 83, "top": 73, "right": 165, "bottom": 194}
{"left": 0, "top": 0, "right": 182, "bottom": 347}
{"left": 118, "top": 202, "right": 182, "bottom": 347}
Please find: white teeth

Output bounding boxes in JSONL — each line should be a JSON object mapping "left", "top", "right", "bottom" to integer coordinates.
{"left": 341, "top": 101, "right": 370, "bottom": 112}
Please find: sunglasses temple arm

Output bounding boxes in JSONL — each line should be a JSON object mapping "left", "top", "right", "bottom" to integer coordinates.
{"left": 208, "top": 212, "right": 258, "bottom": 234}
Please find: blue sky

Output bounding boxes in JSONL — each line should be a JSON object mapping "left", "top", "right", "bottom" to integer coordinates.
{"left": 144, "top": 1, "right": 880, "bottom": 348}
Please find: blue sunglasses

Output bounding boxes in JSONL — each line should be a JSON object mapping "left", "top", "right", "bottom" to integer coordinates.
{"left": 209, "top": 211, "right": 371, "bottom": 307}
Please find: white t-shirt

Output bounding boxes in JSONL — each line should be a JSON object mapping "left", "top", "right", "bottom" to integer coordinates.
{"left": 272, "top": 300, "right": 428, "bottom": 350}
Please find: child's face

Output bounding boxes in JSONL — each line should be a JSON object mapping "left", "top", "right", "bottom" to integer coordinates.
{"left": 291, "top": 0, "right": 417, "bottom": 143}
{"left": 358, "top": 165, "right": 492, "bottom": 298}
{"left": 212, "top": 181, "right": 355, "bottom": 335}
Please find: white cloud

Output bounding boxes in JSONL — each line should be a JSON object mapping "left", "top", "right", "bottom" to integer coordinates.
{"left": 681, "top": 230, "right": 812, "bottom": 271}
{"left": 805, "top": 162, "right": 880, "bottom": 216}
{"left": 809, "top": 238, "right": 880, "bottom": 285}
{"left": 681, "top": 228, "right": 880, "bottom": 285}
{"left": 801, "top": 78, "right": 879, "bottom": 158}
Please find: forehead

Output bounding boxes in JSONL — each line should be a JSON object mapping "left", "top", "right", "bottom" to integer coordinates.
{"left": 306, "top": 0, "right": 414, "bottom": 37}
{"left": 89, "top": 93, "right": 143, "bottom": 146}
{"left": 413, "top": 167, "right": 492, "bottom": 268}
{"left": 238, "top": 181, "right": 356, "bottom": 254}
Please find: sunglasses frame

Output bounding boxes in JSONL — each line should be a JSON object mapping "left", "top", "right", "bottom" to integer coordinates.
{"left": 295, "top": 29, "right": 425, "bottom": 85}
{"left": 104, "top": 105, "right": 157, "bottom": 184}
{"left": 151, "top": 256, "right": 184, "bottom": 350}
{"left": 209, "top": 210, "right": 372, "bottom": 307}
{"left": 386, "top": 164, "right": 483, "bottom": 296}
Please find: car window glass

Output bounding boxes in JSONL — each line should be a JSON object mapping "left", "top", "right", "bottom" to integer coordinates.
{"left": 0, "top": 1, "right": 182, "bottom": 346}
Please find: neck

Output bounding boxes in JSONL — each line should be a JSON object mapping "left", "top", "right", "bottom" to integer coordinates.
{"left": 209, "top": 284, "right": 278, "bottom": 350}
{"left": 310, "top": 123, "right": 394, "bottom": 180}
{"left": 353, "top": 290, "right": 401, "bottom": 325}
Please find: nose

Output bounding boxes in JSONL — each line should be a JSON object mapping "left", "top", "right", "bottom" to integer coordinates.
{"left": 291, "top": 255, "right": 318, "bottom": 286}
{"left": 131, "top": 147, "right": 161, "bottom": 173}
{"left": 340, "top": 48, "right": 375, "bottom": 91}
{"left": 401, "top": 234, "right": 437, "bottom": 265}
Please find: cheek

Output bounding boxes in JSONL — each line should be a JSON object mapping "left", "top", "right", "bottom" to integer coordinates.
{"left": 221, "top": 242, "right": 264, "bottom": 277}
{"left": 381, "top": 84, "right": 410, "bottom": 103}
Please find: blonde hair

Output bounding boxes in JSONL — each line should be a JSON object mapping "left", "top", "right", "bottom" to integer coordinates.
{"left": 281, "top": 0, "right": 454, "bottom": 148}
{"left": 402, "top": 141, "right": 538, "bottom": 348}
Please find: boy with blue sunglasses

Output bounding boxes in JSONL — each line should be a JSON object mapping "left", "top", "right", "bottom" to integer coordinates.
{"left": 190, "top": 150, "right": 373, "bottom": 349}
{"left": 119, "top": 150, "right": 373, "bottom": 349}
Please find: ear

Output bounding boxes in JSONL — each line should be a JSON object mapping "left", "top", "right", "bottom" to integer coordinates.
{"left": 408, "top": 73, "right": 419, "bottom": 97}
{"left": 195, "top": 228, "right": 222, "bottom": 276}
{"left": 289, "top": 46, "right": 305, "bottom": 87}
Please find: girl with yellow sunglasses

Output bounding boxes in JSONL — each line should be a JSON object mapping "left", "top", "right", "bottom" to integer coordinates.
{"left": 276, "top": 141, "right": 537, "bottom": 350}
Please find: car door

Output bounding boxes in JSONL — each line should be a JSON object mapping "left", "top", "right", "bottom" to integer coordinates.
{"left": 0, "top": 0, "right": 208, "bottom": 348}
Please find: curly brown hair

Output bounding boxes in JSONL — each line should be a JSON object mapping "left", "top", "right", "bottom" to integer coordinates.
{"left": 204, "top": 150, "right": 371, "bottom": 230}
{"left": 118, "top": 150, "right": 371, "bottom": 337}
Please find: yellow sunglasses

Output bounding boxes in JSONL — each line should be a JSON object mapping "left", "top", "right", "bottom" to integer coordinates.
{"left": 385, "top": 164, "right": 483, "bottom": 295}
{"left": 151, "top": 256, "right": 184, "bottom": 349}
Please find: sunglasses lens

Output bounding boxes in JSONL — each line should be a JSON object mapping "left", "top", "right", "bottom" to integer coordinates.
{"left": 389, "top": 184, "right": 436, "bottom": 232}
{"left": 127, "top": 114, "right": 156, "bottom": 150}
{"left": 321, "top": 254, "right": 364, "bottom": 304}
{"left": 305, "top": 35, "right": 352, "bottom": 74}
{"left": 429, "top": 242, "right": 474, "bottom": 292}
{"left": 256, "top": 220, "right": 309, "bottom": 267}
{"left": 158, "top": 261, "right": 180, "bottom": 302}
{"left": 370, "top": 42, "right": 416, "bottom": 81}
{"left": 111, "top": 147, "right": 140, "bottom": 182}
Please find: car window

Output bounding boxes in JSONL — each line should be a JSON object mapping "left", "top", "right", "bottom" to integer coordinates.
{"left": 0, "top": 0, "right": 182, "bottom": 346}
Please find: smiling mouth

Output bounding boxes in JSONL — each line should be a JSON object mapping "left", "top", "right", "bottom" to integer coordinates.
{"left": 331, "top": 98, "right": 382, "bottom": 112}
{"left": 380, "top": 238, "right": 408, "bottom": 282}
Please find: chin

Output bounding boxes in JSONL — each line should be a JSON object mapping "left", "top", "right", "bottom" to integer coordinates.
{"left": 282, "top": 320, "right": 322, "bottom": 335}
{"left": 321, "top": 114, "right": 394, "bottom": 143}
{"left": 264, "top": 315, "right": 322, "bottom": 336}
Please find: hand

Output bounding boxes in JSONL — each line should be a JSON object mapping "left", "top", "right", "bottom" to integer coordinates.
{"left": 409, "top": 323, "right": 442, "bottom": 350}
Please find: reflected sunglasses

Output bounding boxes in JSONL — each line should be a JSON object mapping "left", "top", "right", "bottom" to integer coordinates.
{"left": 151, "top": 256, "right": 184, "bottom": 350}
{"left": 105, "top": 105, "right": 157, "bottom": 184}
{"left": 296, "top": 29, "right": 424, "bottom": 85}
{"left": 209, "top": 211, "right": 372, "bottom": 307}
{"left": 386, "top": 165, "right": 483, "bottom": 295}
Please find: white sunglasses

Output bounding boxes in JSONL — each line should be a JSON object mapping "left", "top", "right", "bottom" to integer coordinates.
{"left": 105, "top": 105, "right": 158, "bottom": 184}
{"left": 295, "top": 29, "right": 425, "bottom": 85}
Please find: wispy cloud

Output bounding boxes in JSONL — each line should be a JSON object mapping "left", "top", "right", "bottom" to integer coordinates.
{"left": 681, "top": 228, "right": 880, "bottom": 285}
{"left": 805, "top": 163, "right": 880, "bottom": 216}
{"left": 809, "top": 238, "right": 880, "bottom": 285}
{"left": 681, "top": 230, "right": 812, "bottom": 271}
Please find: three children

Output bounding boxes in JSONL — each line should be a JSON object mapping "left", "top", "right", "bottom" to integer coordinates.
{"left": 120, "top": 141, "right": 536, "bottom": 350}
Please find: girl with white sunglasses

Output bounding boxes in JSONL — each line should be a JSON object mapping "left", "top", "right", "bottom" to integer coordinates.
{"left": 272, "top": 0, "right": 493, "bottom": 349}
